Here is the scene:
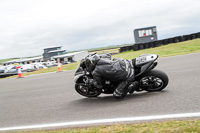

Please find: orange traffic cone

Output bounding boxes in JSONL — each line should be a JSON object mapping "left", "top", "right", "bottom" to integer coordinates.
{"left": 16, "top": 66, "right": 23, "bottom": 78}
{"left": 57, "top": 59, "right": 62, "bottom": 72}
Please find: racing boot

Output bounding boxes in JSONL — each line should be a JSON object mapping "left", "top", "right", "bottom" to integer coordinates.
{"left": 113, "top": 81, "right": 129, "bottom": 99}
{"left": 128, "top": 81, "right": 139, "bottom": 94}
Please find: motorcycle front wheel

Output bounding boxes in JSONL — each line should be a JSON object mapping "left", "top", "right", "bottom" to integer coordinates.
{"left": 75, "top": 84, "right": 101, "bottom": 98}
{"left": 138, "top": 69, "right": 169, "bottom": 92}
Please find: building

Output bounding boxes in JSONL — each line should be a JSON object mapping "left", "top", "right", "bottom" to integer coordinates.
{"left": 43, "top": 46, "right": 66, "bottom": 61}
{"left": 53, "top": 51, "right": 88, "bottom": 63}
{"left": 2, "top": 46, "right": 89, "bottom": 66}
{"left": 134, "top": 26, "right": 158, "bottom": 44}
{"left": 2, "top": 56, "right": 43, "bottom": 66}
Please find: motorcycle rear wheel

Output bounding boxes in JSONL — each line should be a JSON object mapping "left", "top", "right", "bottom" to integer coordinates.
{"left": 138, "top": 69, "right": 169, "bottom": 92}
{"left": 75, "top": 84, "right": 101, "bottom": 98}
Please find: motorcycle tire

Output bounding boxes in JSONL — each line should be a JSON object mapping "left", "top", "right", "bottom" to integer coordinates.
{"left": 75, "top": 84, "right": 101, "bottom": 98}
{"left": 138, "top": 69, "right": 169, "bottom": 92}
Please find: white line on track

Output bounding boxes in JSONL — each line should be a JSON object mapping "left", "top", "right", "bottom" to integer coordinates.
{"left": 1, "top": 112, "right": 200, "bottom": 132}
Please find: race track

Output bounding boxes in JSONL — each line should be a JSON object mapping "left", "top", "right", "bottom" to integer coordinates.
{"left": 0, "top": 53, "right": 200, "bottom": 130}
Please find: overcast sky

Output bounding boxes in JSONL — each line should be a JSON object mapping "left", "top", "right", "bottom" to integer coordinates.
{"left": 0, "top": 0, "right": 200, "bottom": 59}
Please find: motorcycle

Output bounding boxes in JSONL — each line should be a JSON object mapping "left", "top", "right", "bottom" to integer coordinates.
{"left": 74, "top": 53, "right": 169, "bottom": 98}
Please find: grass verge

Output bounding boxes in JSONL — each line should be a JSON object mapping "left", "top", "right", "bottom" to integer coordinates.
{"left": 2, "top": 38, "right": 200, "bottom": 79}
{"left": 14, "top": 119, "right": 200, "bottom": 133}
{"left": 112, "top": 38, "right": 200, "bottom": 59}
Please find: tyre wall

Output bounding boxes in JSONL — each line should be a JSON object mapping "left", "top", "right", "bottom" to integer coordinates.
{"left": 119, "top": 32, "right": 200, "bottom": 52}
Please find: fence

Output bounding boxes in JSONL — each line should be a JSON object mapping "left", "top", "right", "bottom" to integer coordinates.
{"left": 120, "top": 32, "right": 200, "bottom": 52}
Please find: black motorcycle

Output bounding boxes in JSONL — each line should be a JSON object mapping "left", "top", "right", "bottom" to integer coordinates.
{"left": 74, "top": 54, "right": 169, "bottom": 98}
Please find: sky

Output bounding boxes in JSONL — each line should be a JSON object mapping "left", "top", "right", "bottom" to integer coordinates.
{"left": 0, "top": 0, "right": 200, "bottom": 59}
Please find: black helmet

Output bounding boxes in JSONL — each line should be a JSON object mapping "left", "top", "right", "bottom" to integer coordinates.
{"left": 99, "top": 53, "right": 111, "bottom": 60}
{"left": 85, "top": 53, "right": 100, "bottom": 72}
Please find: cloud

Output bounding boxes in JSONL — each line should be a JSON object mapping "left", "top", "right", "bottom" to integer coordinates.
{"left": 0, "top": 0, "right": 200, "bottom": 59}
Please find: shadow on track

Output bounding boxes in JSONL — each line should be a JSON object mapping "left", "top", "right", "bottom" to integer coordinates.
{"left": 69, "top": 90, "right": 168, "bottom": 107}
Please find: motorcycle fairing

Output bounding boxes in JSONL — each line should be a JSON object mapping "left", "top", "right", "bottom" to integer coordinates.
{"left": 135, "top": 62, "right": 157, "bottom": 77}
{"left": 74, "top": 74, "right": 84, "bottom": 83}
{"left": 135, "top": 54, "right": 158, "bottom": 67}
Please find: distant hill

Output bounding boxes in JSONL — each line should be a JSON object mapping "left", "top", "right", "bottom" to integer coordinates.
{"left": 80, "top": 43, "right": 133, "bottom": 52}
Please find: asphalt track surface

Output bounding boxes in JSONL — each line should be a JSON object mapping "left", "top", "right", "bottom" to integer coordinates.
{"left": 0, "top": 53, "right": 200, "bottom": 129}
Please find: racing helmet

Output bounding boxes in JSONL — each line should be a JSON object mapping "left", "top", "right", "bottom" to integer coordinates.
{"left": 99, "top": 53, "right": 111, "bottom": 60}
{"left": 85, "top": 54, "right": 100, "bottom": 72}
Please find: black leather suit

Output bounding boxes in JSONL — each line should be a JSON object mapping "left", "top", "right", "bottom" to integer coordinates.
{"left": 92, "top": 57, "right": 135, "bottom": 98}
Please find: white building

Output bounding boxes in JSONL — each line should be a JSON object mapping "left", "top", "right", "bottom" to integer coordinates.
{"left": 53, "top": 51, "right": 88, "bottom": 63}
{"left": 2, "top": 56, "right": 43, "bottom": 66}
{"left": 2, "top": 51, "right": 89, "bottom": 66}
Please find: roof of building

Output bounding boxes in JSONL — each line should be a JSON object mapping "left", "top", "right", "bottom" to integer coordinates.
{"left": 134, "top": 26, "right": 156, "bottom": 31}
{"left": 47, "top": 49, "right": 66, "bottom": 54}
{"left": 3, "top": 56, "right": 43, "bottom": 64}
{"left": 53, "top": 51, "right": 88, "bottom": 58}
{"left": 44, "top": 46, "right": 62, "bottom": 50}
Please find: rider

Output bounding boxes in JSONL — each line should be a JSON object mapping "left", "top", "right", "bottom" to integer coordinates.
{"left": 85, "top": 53, "right": 135, "bottom": 99}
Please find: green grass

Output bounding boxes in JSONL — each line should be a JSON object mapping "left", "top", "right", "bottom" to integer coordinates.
{"left": 86, "top": 44, "right": 131, "bottom": 52}
{"left": 2, "top": 38, "right": 200, "bottom": 79}
{"left": 89, "top": 48, "right": 119, "bottom": 54}
{"left": 14, "top": 119, "right": 200, "bottom": 133}
{"left": 112, "top": 39, "right": 200, "bottom": 59}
